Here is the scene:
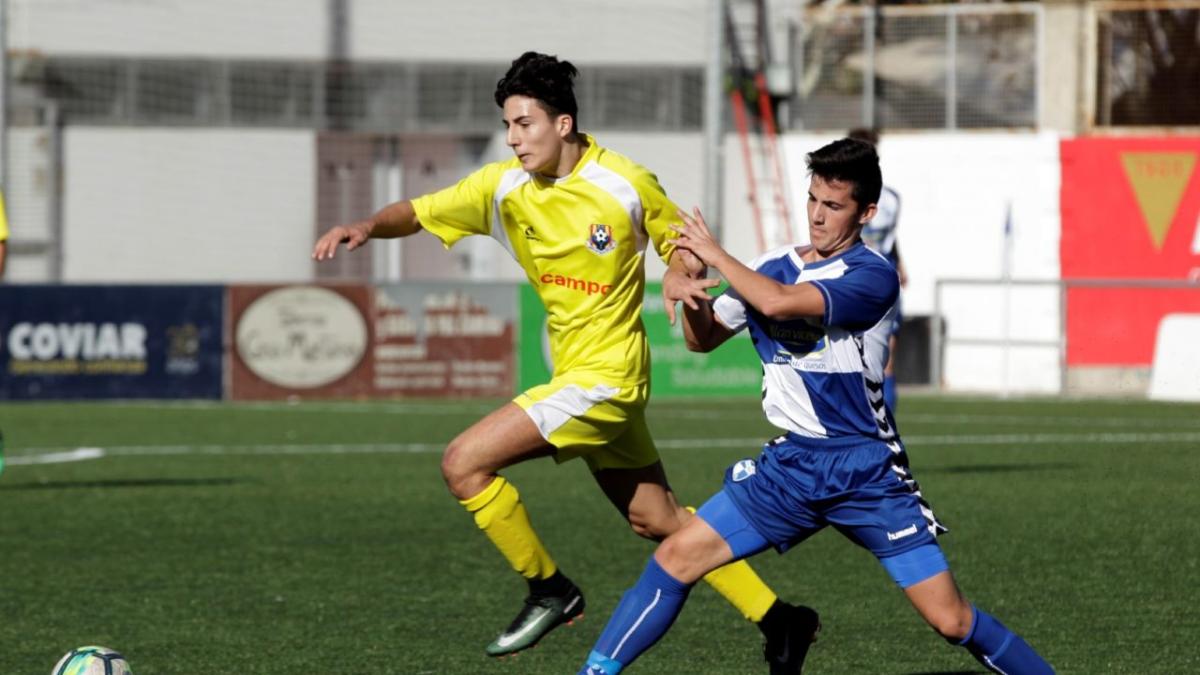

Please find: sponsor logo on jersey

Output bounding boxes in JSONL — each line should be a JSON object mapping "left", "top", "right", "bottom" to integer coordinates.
{"left": 767, "top": 322, "right": 826, "bottom": 354}
{"left": 586, "top": 223, "right": 616, "bottom": 254}
{"left": 887, "top": 524, "right": 919, "bottom": 541}
{"left": 523, "top": 225, "right": 541, "bottom": 241}
{"left": 539, "top": 273, "right": 612, "bottom": 296}
{"left": 731, "top": 459, "right": 757, "bottom": 482}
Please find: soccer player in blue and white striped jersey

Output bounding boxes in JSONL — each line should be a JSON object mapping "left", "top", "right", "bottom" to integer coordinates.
{"left": 849, "top": 127, "right": 905, "bottom": 411}
{"left": 578, "top": 139, "right": 1052, "bottom": 675}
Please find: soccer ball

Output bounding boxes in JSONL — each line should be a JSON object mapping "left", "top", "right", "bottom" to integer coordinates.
{"left": 51, "top": 646, "right": 132, "bottom": 675}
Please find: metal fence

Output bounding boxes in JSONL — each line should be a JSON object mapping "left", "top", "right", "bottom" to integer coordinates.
{"left": 788, "top": 2, "right": 1041, "bottom": 131}
{"left": 12, "top": 57, "right": 704, "bottom": 134}
{"left": 1091, "top": 1, "right": 1200, "bottom": 128}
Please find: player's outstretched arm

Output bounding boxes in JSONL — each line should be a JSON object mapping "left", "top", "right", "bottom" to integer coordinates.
{"left": 312, "top": 199, "right": 423, "bottom": 261}
{"left": 672, "top": 208, "right": 825, "bottom": 321}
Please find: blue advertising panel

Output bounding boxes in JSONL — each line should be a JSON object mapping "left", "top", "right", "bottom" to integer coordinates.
{"left": 0, "top": 285, "right": 224, "bottom": 399}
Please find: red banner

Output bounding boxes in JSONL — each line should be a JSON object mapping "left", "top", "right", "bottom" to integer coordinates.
{"left": 1060, "top": 138, "right": 1200, "bottom": 365}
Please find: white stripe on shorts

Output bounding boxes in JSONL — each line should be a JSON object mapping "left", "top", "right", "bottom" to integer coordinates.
{"left": 525, "top": 383, "right": 620, "bottom": 440}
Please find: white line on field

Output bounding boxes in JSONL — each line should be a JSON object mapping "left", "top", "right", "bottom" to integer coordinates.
{"left": 87, "top": 400, "right": 1200, "bottom": 429}
{"left": 5, "top": 447, "right": 106, "bottom": 465}
{"left": 4, "top": 430, "right": 1200, "bottom": 464}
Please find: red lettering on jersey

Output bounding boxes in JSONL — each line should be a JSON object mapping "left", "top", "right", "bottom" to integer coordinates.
{"left": 537, "top": 273, "right": 612, "bottom": 296}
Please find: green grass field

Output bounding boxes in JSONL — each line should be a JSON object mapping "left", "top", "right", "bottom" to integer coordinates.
{"left": 2, "top": 395, "right": 1198, "bottom": 674}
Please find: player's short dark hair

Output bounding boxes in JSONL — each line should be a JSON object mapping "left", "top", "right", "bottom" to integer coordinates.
{"left": 494, "top": 52, "right": 580, "bottom": 133}
{"left": 806, "top": 138, "right": 882, "bottom": 213}
{"left": 847, "top": 127, "right": 880, "bottom": 147}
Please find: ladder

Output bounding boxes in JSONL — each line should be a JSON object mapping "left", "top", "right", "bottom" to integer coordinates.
{"left": 726, "top": 0, "right": 793, "bottom": 254}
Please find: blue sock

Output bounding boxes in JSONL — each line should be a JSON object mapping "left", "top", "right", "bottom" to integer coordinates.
{"left": 578, "top": 557, "right": 693, "bottom": 675}
{"left": 960, "top": 606, "right": 1054, "bottom": 674}
{"left": 884, "top": 375, "right": 898, "bottom": 411}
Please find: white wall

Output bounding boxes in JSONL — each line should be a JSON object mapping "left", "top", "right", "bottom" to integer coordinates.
{"left": 4, "top": 128, "right": 55, "bottom": 282}
{"left": 353, "top": 0, "right": 706, "bottom": 65}
{"left": 62, "top": 129, "right": 315, "bottom": 283}
{"left": 9, "top": 0, "right": 706, "bottom": 65}
{"left": 9, "top": 0, "right": 327, "bottom": 59}
{"left": 53, "top": 128, "right": 702, "bottom": 285}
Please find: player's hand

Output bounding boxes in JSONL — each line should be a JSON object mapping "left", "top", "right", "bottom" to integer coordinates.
{"left": 662, "top": 265, "right": 720, "bottom": 326}
{"left": 671, "top": 208, "right": 727, "bottom": 268}
{"left": 676, "top": 247, "right": 706, "bottom": 278}
{"left": 312, "top": 221, "right": 373, "bottom": 261}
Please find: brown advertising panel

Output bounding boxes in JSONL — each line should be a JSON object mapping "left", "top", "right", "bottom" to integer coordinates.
{"left": 229, "top": 285, "right": 375, "bottom": 400}
{"left": 229, "top": 283, "right": 515, "bottom": 400}
{"left": 371, "top": 284, "right": 515, "bottom": 398}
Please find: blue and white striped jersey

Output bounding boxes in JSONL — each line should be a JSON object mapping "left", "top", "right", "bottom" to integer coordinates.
{"left": 860, "top": 185, "right": 901, "bottom": 268}
{"left": 713, "top": 242, "right": 900, "bottom": 440}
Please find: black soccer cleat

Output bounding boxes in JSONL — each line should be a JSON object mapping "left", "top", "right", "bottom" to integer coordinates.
{"left": 486, "top": 581, "right": 586, "bottom": 657}
{"left": 762, "top": 602, "right": 821, "bottom": 675}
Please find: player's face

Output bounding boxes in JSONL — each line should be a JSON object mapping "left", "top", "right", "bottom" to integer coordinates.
{"left": 503, "top": 95, "right": 572, "bottom": 176}
{"left": 806, "top": 174, "right": 876, "bottom": 258}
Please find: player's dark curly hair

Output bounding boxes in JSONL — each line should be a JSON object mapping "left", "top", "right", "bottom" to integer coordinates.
{"left": 806, "top": 138, "right": 882, "bottom": 213}
{"left": 494, "top": 51, "right": 580, "bottom": 133}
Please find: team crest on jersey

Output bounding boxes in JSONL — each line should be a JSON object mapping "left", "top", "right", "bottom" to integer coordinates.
{"left": 731, "top": 459, "right": 757, "bottom": 482}
{"left": 586, "top": 223, "right": 616, "bottom": 255}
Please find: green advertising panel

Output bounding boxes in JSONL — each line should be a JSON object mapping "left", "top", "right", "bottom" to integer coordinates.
{"left": 518, "top": 282, "right": 762, "bottom": 396}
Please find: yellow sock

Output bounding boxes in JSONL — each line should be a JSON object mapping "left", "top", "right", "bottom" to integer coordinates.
{"left": 684, "top": 506, "right": 777, "bottom": 622}
{"left": 703, "top": 560, "right": 778, "bottom": 622}
{"left": 460, "top": 477, "right": 557, "bottom": 580}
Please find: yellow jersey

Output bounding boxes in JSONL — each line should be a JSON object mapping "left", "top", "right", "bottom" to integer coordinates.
{"left": 412, "top": 135, "right": 679, "bottom": 386}
{"left": 0, "top": 190, "right": 8, "bottom": 241}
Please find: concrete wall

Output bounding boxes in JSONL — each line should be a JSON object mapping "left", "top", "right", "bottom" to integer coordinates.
{"left": 352, "top": 0, "right": 706, "bottom": 65}
{"left": 9, "top": 0, "right": 328, "bottom": 59}
{"left": 8, "top": 0, "right": 707, "bottom": 65}
{"left": 61, "top": 129, "right": 315, "bottom": 282}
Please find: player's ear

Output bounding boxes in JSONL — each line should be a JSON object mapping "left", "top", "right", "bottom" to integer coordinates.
{"left": 556, "top": 114, "right": 573, "bottom": 138}
{"left": 857, "top": 203, "right": 877, "bottom": 225}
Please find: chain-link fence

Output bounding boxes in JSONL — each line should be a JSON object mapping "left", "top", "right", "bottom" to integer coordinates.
{"left": 13, "top": 58, "right": 704, "bottom": 134}
{"left": 787, "top": 2, "right": 1040, "bottom": 131}
{"left": 1092, "top": 1, "right": 1200, "bottom": 128}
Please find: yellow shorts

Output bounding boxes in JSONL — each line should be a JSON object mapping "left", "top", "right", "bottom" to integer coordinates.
{"left": 514, "top": 372, "right": 659, "bottom": 473}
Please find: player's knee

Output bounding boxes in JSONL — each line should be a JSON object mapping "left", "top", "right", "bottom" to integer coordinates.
{"left": 626, "top": 507, "right": 685, "bottom": 541}
{"left": 653, "top": 534, "right": 703, "bottom": 582}
{"left": 925, "top": 605, "right": 973, "bottom": 642}
{"left": 626, "top": 513, "right": 666, "bottom": 541}
{"left": 440, "top": 438, "right": 480, "bottom": 499}
{"left": 626, "top": 518, "right": 656, "bottom": 540}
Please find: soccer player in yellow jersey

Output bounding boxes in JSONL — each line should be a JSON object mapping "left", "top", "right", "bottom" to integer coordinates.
{"left": 0, "top": 189, "right": 9, "bottom": 279}
{"left": 313, "top": 52, "right": 818, "bottom": 671}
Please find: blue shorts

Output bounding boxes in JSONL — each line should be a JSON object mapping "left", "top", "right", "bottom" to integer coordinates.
{"left": 718, "top": 433, "right": 944, "bottom": 558}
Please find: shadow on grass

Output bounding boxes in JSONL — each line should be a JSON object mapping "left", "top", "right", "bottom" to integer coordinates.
{"left": 0, "top": 477, "right": 252, "bottom": 490}
{"left": 903, "top": 671, "right": 985, "bottom": 675}
{"left": 922, "top": 462, "right": 1078, "bottom": 475}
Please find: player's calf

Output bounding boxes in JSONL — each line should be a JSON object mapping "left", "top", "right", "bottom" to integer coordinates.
{"left": 956, "top": 606, "right": 1054, "bottom": 675}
